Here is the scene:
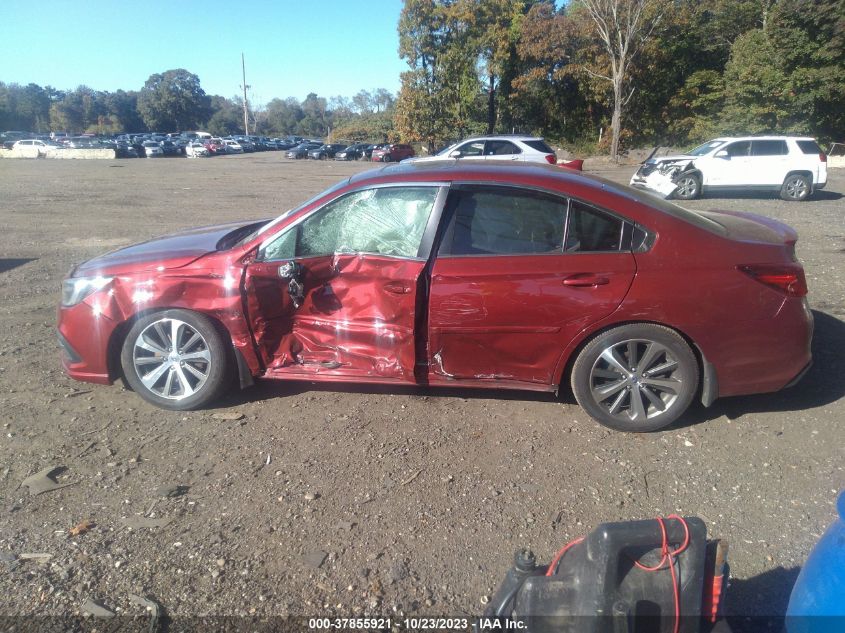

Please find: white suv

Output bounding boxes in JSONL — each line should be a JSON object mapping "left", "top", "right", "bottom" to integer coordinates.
{"left": 630, "top": 136, "right": 828, "bottom": 201}
{"left": 404, "top": 135, "right": 557, "bottom": 165}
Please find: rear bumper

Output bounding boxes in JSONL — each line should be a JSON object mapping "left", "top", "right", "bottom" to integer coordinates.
{"left": 707, "top": 298, "right": 814, "bottom": 398}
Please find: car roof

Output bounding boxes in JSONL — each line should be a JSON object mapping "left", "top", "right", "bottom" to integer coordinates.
{"left": 346, "top": 160, "right": 638, "bottom": 201}
{"left": 459, "top": 134, "right": 545, "bottom": 142}
{"left": 710, "top": 135, "right": 816, "bottom": 142}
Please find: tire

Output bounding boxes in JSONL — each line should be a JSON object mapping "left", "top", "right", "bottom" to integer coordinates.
{"left": 780, "top": 173, "right": 811, "bottom": 201}
{"left": 673, "top": 173, "right": 701, "bottom": 200}
{"left": 570, "top": 323, "right": 699, "bottom": 432}
{"left": 120, "top": 309, "right": 231, "bottom": 410}
{"left": 383, "top": 155, "right": 392, "bottom": 163}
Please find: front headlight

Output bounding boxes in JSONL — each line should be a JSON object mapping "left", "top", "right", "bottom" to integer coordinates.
{"left": 61, "top": 276, "right": 113, "bottom": 307}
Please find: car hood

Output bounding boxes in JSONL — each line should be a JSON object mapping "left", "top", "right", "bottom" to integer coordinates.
{"left": 73, "top": 220, "right": 255, "bottom": 277}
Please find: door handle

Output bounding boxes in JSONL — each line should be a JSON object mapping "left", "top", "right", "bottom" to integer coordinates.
{"left": 563, "top": 275, "right": 610, "bottom": 287}
{"left": 383, "top": 281, "right": 412, "bottom": 295}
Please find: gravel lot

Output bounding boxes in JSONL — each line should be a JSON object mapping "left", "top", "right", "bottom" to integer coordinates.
{"left": 0, "top": 154, "right": 842, "bottom": 630}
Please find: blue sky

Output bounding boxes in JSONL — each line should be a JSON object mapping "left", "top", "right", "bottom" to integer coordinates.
{"left": 2, "top": 0, "right": 408, "bottom": 103}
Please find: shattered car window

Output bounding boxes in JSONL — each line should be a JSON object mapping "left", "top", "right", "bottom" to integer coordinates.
{"left": 262, "top": 186, "right": 438, "bottom": 260}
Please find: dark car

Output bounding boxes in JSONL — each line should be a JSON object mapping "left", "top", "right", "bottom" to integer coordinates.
{"left": 308, "top": 143, "right": 347, "bottom": 160}
{"left": 115, "top": 142, "right": 138, "bottom": 158}
{"left": 57, "top": 162, "right": 812, "bottom": 432}
{"left": 371, "top": 143, "right": 415, "bottom": 162}
{"left": 286, "top": 142, "right": 322, "bottom": 159}
{"left": 334, "top": 143, "right": 370, "bottom": 161}
{"left": 160, "top": 140, "right": 181, "bottom": 157}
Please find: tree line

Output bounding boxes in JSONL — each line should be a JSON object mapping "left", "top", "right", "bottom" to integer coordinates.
{"left": 0, "top": 69, "right": 396, "bottom": 141}
{"left": 396, "top": 0, "right": 845, "bottom": 155}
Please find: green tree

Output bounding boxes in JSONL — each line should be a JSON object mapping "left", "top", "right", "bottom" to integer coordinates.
{"left": 137, "top": 69, "right": 211, "bottom": 132}
{"left": 768, "top": 0, "right": 845, "bottom": 141}
{"left": 207, "top": 96, "right": 243, "bottom": 136}
{"left": 719, "top": 28, "right": 794, "bottom": 134}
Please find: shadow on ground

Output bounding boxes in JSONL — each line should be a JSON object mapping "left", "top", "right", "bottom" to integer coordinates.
{"left": 726, "top": 566, "right": 801, "bottom": 632}
{"left": 699, "top": 189, "right": 842, "bottom": 202}
{"left": 219, "top": 310, "right": 844, "bottom": 433}
{"left": 0, "top": 258, "right": 36, "bottom": 273}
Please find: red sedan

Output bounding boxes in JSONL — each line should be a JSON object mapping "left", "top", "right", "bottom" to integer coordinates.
{"left": 57, "top": 162, "right": 812, "bottom": 432}
{"left": 371, "top": 143, "right": 415, "bottom": 162}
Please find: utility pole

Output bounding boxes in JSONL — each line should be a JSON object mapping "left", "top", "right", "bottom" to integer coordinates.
{"left": 241, "top": 53, "right": 250, "bottom": 135}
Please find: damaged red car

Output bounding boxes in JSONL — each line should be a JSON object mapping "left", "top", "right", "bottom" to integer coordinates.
{"left": 57, "top": 162, "right": 812, "bottom": 432}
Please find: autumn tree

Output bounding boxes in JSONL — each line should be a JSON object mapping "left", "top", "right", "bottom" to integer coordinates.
{"left": 578, "top": 0, "right": 664, "bottom": 159}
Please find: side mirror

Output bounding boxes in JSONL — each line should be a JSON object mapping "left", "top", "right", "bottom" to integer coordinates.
{"left": 449, "top": 150, "right": 462, "bottom": 158}
{"left": 714, "top": 150, "right": 729, "bottom": 159}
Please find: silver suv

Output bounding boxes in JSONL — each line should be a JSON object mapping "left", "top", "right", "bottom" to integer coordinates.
{"left": 630, "top": 136, "right": 828, "bottom": 201}
{"left": 404, "top": 135, "right": 558, "bottom": 165}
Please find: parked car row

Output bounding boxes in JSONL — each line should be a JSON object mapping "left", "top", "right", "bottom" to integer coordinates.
{"left": 282, "top": 141, "right": 416, "bottom": 162}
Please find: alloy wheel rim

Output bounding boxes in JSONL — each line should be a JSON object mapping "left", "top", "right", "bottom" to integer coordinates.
{"left": 786, "top": 177, "right": 807, "bottom": 199}
{"left": 132, "top": 318, "right": 211, "bottom": 400}
{"left": 589, "top": 339, "right": 683, "bottom": 423}
{"left": 677, "top": 177, "right": 697, "bottom": 197}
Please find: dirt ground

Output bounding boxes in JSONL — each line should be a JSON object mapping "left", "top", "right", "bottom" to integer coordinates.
{"left": 0, "top": 154, "right": 843, "bottom": 631}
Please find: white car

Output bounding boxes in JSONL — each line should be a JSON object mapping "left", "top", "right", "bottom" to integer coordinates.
{"left": 404, "top": 135, "right": 558, "bottom": 165}
{"left": 12, "top": 139, "right": 63, "bottom": 155}
{"left": 222, "top": 139, "right": 244, "bottom": 154}
{"left": 142, "top": 141, "right": 164, "bottom": 157}
{"left": 185, "top": 142, "right": 210, "bottom": 158}
{"left": 630, "top": 136, "right": 828, "bottom": 201}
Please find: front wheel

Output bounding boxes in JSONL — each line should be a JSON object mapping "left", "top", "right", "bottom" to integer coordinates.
{"left": 780, "top": 174, "right": 811, "bottom": 201}
{"left": 120, "top": 309, "right": 231, "bottom": 410}
{"left": 570, "top": 323, "right": 699, "bottom": 432}
{"left": 673, "top": 173, "right": 701, "bottom": 200}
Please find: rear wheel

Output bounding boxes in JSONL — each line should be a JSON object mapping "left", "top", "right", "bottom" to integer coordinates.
{"left": 780, "top": 173, "right": 811, "bottom": 201}
{"left": 570, "top": 324, "right": 699, "bottom": 432}
{"left": 120, "top": 309, "right": 231, "bottom": 410}
{"left": 673, "top": 173, "right": 701, "bottom": 200}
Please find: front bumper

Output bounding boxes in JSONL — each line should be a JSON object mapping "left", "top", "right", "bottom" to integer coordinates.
{"left": 57, "top": 300, "right": 118, "bottom": 385}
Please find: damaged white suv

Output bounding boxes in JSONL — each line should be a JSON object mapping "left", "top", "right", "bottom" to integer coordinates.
{"left": 630, "top": 136, "right": 828, "bottom": 201}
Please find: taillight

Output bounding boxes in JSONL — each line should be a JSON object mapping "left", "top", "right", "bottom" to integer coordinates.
{"left": 544, "top": 154, "right": 556, "bottom": 164}
{"left": 739, "top": 264, "right": 808, "bottom": 297}
{"left": 820, "top": 152, "right": 827, "bottom": 163}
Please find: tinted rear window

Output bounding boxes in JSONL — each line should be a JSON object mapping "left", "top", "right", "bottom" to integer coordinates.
{"left": 524, "top": 140, "right": 554, "bottom": 154}
{"left": 796, "top": 140, "right": 822, "bottom": 154}
{"left": 751, "top": 140, "right": 788, "bottom": 156}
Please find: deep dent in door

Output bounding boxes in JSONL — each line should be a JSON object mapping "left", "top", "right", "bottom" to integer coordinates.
{"left": 245, "top": 252, "right": 423, "bottom": 380}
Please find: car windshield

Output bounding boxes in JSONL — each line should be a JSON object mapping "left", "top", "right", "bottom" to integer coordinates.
{"left": 686, "top": 140, "right": 724, "bottom": 156}
{"left": 436, "top": 143, "right": 459, "bottom": 156}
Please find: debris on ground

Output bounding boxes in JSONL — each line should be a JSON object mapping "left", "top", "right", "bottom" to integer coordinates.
{"left": 19, "top": 553, "right": 53, "bottom": 562}
{"left": 303, "top": 550, "right": 328, "bottom": 569}
{"left": 68, "top": 519, "right": 95, "bottom": 536}
{"left": 81, "top": 598, "right": 115, "bottom": 618}
{"left": 21, "top": 466, "right": 77, "bottom": 495}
